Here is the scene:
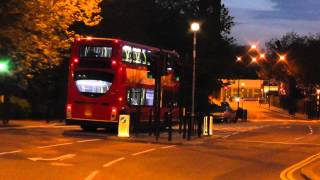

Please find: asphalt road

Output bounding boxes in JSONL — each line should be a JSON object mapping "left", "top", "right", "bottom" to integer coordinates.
{"left": 0, "top": 105, "right": 320, "bottom": 179}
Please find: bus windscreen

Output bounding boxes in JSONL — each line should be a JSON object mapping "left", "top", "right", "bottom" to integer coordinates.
{"left": 74, "top": 71, "right": 114, "bottom": 97}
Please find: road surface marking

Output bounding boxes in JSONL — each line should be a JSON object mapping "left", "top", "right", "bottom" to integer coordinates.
{"left": 161, "top": 145, "right": 176, "bottom": 149}
{"left": 50, "top": 162, "right": 73, "bottom": 167}
{"left": 0, "top": 150, "right": 22, "bottom": 156}
{"left": 77, "top": 139, "right": 102, "bottom": 143}
{"left": 28, "top": 154, "right": 76, "bottom": 162}
{"left": 235, "top": 140, "right": 320, "bottom": 146}
{"left": 294, "top": 125, "right": 313, "bottom": 141}
{"left": 103, "top": 157, "right": 125, "bottom": 167}
{"left": 38, "top": 142, "right": 74, "bottom": 149}
{"left": 84, "top": 170, "right": 99, "bottom": 180}
{"left": 308, "top": 126, "right": 313, "bottom": 135}
{"left": 280, "top": 152, "right": 320, "bottom": 180}
{"left": 132, "top": 148, "right": 156, "bottom": 156}
{"left": 222, "top": 135, "right": 231, "bottom": 139}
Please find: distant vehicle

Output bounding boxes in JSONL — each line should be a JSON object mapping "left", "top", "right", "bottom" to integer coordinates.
{"left": 65, "top": 37, "right": 180, "bottom": 131}
{"left": 210, "top": 101, "right": 237, "bottom": 123}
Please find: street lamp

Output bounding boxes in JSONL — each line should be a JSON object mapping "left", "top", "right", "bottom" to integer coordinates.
{"left": 250, "top": 44, "right": 257, "bottom": 51}
{"left": 251, "top": 57, "right": 257, "bottom": 63}
{"left": 279, "top": 55, "right": 286, "bottom": 61}
{"left": 190, "top": 22, "right": 200, "bottom": 121}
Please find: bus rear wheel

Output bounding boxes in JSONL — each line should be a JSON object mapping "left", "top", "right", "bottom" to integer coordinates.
{"left": 81, "top": 125, "right": 97, "bottom": 132}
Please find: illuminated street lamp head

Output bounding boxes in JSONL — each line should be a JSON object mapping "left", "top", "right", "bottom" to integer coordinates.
{"left": 190, "top": 22, "right": 200, "bottom": 32}
{"left": 251, "top": 57, "right": 257, "bottom": 63}
{"left": 250, "top": 44, "right": 257, "bottom": 50}
{"left": 260, "top": 53, "right": 265, "bottom": 59}
{"left": 279, "top": 55, "right": 286, "bottom": 61}
{"left": 241, "top": 82, "right": 245, "bottom": 87}
{"left": 236, "top": 56, "right": 242, "bottom": 62}
{"left": 317, "top": 89, "right": 320, "bottom": 94}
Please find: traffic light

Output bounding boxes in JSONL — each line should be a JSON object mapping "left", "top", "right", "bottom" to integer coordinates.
{"left": 0, "top": 58, "right": 10, "bottom": 74}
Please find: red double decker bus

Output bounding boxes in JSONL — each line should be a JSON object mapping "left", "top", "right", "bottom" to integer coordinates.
{"left": 66, "top": 37, "right": 180, "bottom": 131}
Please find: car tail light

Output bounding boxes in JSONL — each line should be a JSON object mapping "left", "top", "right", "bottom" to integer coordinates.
{"left": 66, "top": 104, "right": 72, "bottom": 119}
{"left": 111, "top": 107, "right": 117, "bottom": 121}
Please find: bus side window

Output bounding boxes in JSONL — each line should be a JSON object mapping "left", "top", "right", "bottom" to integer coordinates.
{"left": 127, "top": 88, "right": 145, "bottom": 106}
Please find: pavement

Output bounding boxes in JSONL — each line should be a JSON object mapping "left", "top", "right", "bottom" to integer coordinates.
{"left": 0, "top": 119, "right": 213, "bottom": 145}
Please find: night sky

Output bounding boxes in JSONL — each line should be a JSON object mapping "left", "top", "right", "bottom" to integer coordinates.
{"left": 223, "top": 0, "right": 320, "bottom": 46}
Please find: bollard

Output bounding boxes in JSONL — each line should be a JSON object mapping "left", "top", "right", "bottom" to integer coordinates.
{"left": 197, "top": 113, "right": 202, "bottom": 138}
{"left": 182, "top": 114, "right": 187, "bottom": 139}
{"left": 148, "top": 109, "right": 153, "bottom": 136}
{"left": 168, "top": 111, "right": 172, "bottom": 141}
{"left": 187, "top": 114, "right": 192, "bottom": 140}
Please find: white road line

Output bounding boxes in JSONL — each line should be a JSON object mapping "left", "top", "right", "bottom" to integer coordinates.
{"left": 308, "top": 125, "right": 313, "bottom": 135}
{"left": 84, "top": 170, "right": 99, "bottom": 180}
{"left": 50, "top": 162, "right": 73, "bottom": 167}
{"left": 0, "top": 150, "right": 22, "bottom": 155}
{"left": 132, "top": 148, "right": 156, "bottom": 156}
{"left": 38, "top": 142, "right": 74, "bottom": 149}
{"left": 160, "top": 145, "right": 176, "bottom": 149}
{"left": 103, "top": 157, "right": 125, "bottom": 167}
{"left": 295, "top": 136, "right": 306, "bottom": 141}
{"left": 77, "top": 139, "right": 102, "bottom": 143}
{"left": 294, "top": 125, "right": 313, "bottom": 141}
{"left": 236, "top": 140, "right": 320, "bottom": 146}
{"left": 222, "top": 135, "right": 231, "bottom": 139}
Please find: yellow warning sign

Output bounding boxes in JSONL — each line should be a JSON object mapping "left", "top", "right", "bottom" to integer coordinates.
{"left": 118, "top": 115, "right": 130, "bottom": 137}
{"left": 203, "top": 116, "right": 213, "bottom": 135}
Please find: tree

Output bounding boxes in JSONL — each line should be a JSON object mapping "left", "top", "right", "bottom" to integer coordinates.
{"left": 0, "top": 0, "right": 102, "bottom": 78}
{"left": 265, "top": 32, "right": 320, "bottom": 87}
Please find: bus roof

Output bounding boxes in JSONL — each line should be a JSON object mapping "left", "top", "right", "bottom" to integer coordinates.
{"left": 75, "top": 37, "right": 179, "bottom": 57}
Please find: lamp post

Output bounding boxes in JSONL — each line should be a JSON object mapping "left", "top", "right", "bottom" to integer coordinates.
{"left": 190, "top": 22, "right": 200, "bottom": 122}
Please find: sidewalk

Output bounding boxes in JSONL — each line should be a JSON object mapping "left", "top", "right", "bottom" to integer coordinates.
{"left": 259, "top": 103, "right": 307, "bottom": 120}
{"left": 0, "top": 119, "right": 66, "bottom": 128}
{"left": 1, "top": 119, "right": 213, "bottom": 145}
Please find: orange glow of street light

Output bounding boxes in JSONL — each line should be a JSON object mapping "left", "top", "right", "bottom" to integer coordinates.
{"left": 250, "top": 44, "right": 257, "bottom": 50}
{"left": 236, "top": 56, "right": 242, "bottom": 62}
{"left": 251, "top": 57, "right": 257, "bottom": 63}
{"left": 279, "top": 55, "right": 286, "bottom": 61}
{"left": 260, "top": 53, "right": 265, "bottom": 59}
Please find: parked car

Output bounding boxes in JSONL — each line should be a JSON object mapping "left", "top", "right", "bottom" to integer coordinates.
{"left": 210, "top": 101, "right": 237, "bottom": 123}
